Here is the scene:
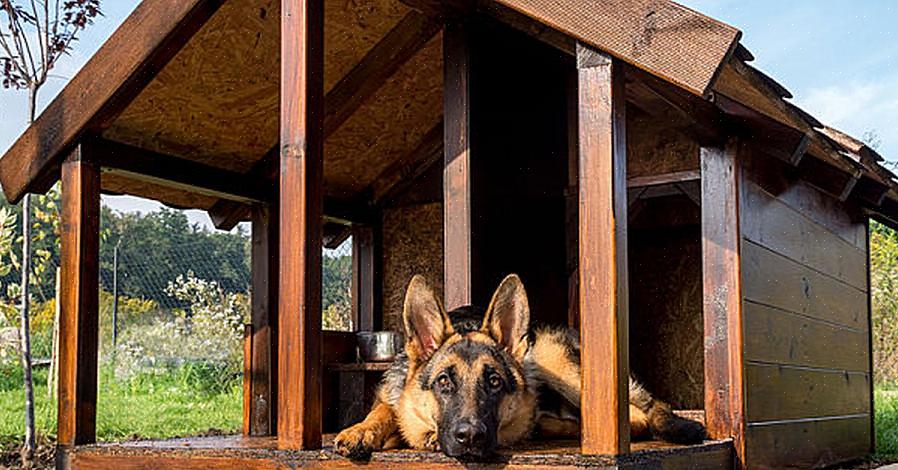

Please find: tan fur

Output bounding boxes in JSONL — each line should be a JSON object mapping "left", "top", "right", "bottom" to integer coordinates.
{"left": 333, "top": 400, "right": 400, "bottom": 456}
{"left": 525, "top": 327, "right": 580, "bottom": 404}
{"left": 536, "top": 415, "right": 581, "bottom": 439}
{"left": 335, "top": 274, "right": 704, "bottom": 458}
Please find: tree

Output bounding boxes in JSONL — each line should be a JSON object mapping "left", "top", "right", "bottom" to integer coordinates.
{"left": 0, "top": 0, "right": 101, "bottom": 462}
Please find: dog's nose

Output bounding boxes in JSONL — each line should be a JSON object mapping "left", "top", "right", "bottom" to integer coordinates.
{"left": 453, "top": 421, "right": 486, "bottom": 447}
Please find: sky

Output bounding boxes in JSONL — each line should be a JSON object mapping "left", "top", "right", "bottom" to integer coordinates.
{"left": 0, "top": 1, "right": 895, "bottom": 230}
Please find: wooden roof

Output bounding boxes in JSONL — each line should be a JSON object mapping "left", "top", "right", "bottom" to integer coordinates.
{"left": 0, "top": 0, "right": 896, "bottom": 227}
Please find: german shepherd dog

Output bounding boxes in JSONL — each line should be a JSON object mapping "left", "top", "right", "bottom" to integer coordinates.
{"left": 334, "top": 274, "right": 705, "bottom": 459}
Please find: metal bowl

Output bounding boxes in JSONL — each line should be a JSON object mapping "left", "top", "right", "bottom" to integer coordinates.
{"left": 356, "top": 331, "right": 403, "bottom": 362}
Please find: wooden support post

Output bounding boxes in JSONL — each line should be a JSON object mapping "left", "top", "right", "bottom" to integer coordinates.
{"left": 278, "top": 0, "right": 324, "bottom": 450}
{"left": 443, "top": 20, "right": 473, "bottom": 311}
{"left": 576, "top": 43, "right": 629, "bottom": 456}
{"left": 351, "top": 225, "right": 376, "bottom": 331}
{"left": 249, "top": 205, "right": 278, "bottom": 436}
{"left": 701, "top": 140, "right": 746, "bottom": 464}
{"left": 58, "top": 146, "right": 101, "bottom": 447}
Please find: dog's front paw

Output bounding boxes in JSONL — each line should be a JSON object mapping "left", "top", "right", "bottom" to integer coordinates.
{"left": 334, "top": 424, "right": 383, "bottom": 459}
{"left": 422, "top": 432, "right": 440, "bottom": 452}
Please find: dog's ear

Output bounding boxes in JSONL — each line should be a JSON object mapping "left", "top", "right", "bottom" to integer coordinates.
{"left": 402, "top": 275, "right": 454, "bottom": 364}
{"left": 482, "top": 274, "right": 530, "bottom": 360}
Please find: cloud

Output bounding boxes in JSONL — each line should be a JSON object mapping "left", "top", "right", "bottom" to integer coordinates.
{"left": 797, "top": 77, "right": 898, "bottom": 159}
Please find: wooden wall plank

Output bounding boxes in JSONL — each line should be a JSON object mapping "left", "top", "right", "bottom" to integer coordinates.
{"left": 745, "top": 415, "right": 871, "bottom": 469}
{"left": 744, "top": 302, "right": 868, "bottom": 372}
{"left": 742, "top": 154, "right": 867, "bottom": 250}
{"left": 278, "top": 0, "right": 324, "bottom": 450}
{"left": 745, "top": 363, "right": 870, "bottom": 422}
{"left": 250, "top": 205, "right": 279, "bottom": 436}
{"left": 577, "top": 43, "right": 629, "bottom": 455}
{"left": 741, "top": 241, "right": 867, "bottom": 330}
{"left": 741, "top": 180, "right": 867, "bottom": 290}
{"left": 443, "top": 20, "right": 474, "bottom": 311}
{"left": 58, "top": 148, "right": 101, "bottom": 447}
{"left": 700, "top": 141, "right": 745, "bottom": 464}
{"left": 0, "top": 0, "right": 225, "bottom": 203}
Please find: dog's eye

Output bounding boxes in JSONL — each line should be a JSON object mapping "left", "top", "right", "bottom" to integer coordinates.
{"left": 437, "top": 374, "right": 453, "bottom": 391}
{"left": 488, "top": 374, "right": 503, "bottom": 390}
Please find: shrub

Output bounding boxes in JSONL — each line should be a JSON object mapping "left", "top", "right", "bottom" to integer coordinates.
{"left": 872, "top": 222, "right": 898, "bottom": 386}
{"left": 115, "top": 272, "right": 248, "bottom": 386}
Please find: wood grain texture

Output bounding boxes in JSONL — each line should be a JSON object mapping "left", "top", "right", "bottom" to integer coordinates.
{"left": 744, "top": 363, "right": 870, "bottom": 423}
{"left": 744, "top": 415, "right": 871, "bottom": 469}
{"left": 250, "top": 205, "right": 279, "bottom": 436}
{"left": 0, "top": 0, "right": 226, "bottom": 203}
{"left": 278, "top": 0, "right": 324, "bottom": 450}
{"left": 63, "top": 435, "right": 734, "bottom": 469}
{"left": 741, "top": 240, "right": 867, "bottom": 331}
{"left": 741, "top": 152, "right": 868, "bottom": 251}
{"left": 740, "top": 180, "right": 867, "bottom": 290}
{"left": 58, "top": 150, "right": 101, "bottom": 447}
{"left": 443, "top": 21, "right": 473, "bottom": 311}
{"left": 491, "top": 0, "right": 740, "bottom": 96}
{"left": 743, "top": 302, "right": 868, "bottom": 372}
{"left": 699, "top": 141, "right": 745, "bottom": 464}
{"left": 577, "top": 44, "right": 629, "bottom": 455}
{"left": 95, "top": 138, "right": 271, "bottom": 203}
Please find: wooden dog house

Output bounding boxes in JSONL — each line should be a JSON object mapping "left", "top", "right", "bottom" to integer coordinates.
{"left": 2, "top": 0, "right": 896, "bottom": 468}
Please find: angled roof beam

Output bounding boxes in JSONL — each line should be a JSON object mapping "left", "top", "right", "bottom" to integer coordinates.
{"left": 0, "top": 0, "right": 227, "bottom": 203}
{"left": 208, "top": 11, "right": 440, "bottom": 230}
{"left": 368, "top": 121, "right": 443, "bottom": 207}
{"left": 625, "top": 66, "right": 727, "bottom": 146}
{"left": 94, "top": 138, "right": 272, "bottom": 203}
{"left": 323, "top": 11, "right": 440, "bottom": 136}
{"left": 714, "top": 93, "right": 818, "bottom": 169}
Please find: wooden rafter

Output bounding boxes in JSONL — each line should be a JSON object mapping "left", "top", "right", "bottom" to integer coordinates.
{"left": 0, "top": 0, "right": 226, "bottom": 203}
{"left": 369, "top": 122, "right": 443, "bottom": 206}
{"left": 209, "top": 10, "right": 441, "bottom": 229}
{"left": 95, "top": 138, "right": 272, "bottom": 203}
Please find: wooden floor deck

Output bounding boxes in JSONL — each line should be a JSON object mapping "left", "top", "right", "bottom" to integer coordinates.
{"left": 61, "top": 434, "right": 734, "bottom": 469}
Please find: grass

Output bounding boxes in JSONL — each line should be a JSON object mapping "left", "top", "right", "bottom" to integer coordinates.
{"left": 0, "top": 362, "right": 241, "bottom": 442}
{"left": 876, "top": 387, "right": 898, "bottom": 458}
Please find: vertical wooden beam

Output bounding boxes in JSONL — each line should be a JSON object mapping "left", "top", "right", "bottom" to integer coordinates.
{"left": 566, "top": 69, "right": 580, "bottom": 329}
{"left": 577, "top": 43, "right": 630, "bottom": 456}
{"left": 278, "top": 0, "right": 324, "bottom": 450}
{"left": 250, "top": 205, "right": 279, "bottom": 436}
{"left": 701, "top": 139, "right": 745, "bottom": 464}
{"left": 57, "top": 146, "right": 101, "bottom": 447}
{"left": 351, "top": 225, "right": 376, "bottom": 331}
{"left": 443, "top": 20, "right": 473, "bottom": 311}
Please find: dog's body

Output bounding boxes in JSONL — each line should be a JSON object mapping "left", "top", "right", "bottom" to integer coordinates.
{"left": 334, "top": 275, "right": 705, "bottom": 459}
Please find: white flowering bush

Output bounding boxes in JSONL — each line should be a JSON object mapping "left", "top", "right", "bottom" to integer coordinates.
{"left": 116, "top": 272, "right": 249, "bottom": 390}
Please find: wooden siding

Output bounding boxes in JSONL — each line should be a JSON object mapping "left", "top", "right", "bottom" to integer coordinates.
{"left": 739, "top": 149, "right": 872, "bottom": 468}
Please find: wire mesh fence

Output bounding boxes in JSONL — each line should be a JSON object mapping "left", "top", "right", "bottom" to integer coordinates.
{"left": 0, "top": 203, "right": 355, "bottom": 442}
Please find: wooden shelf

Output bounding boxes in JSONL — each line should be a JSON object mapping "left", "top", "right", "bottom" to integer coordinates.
{"left": 327, "top": 362, "right": 393, "bottom": 372}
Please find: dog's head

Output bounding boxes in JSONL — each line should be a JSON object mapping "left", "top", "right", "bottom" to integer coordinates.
{"left": 398, "top": 274, "right": 536, "bottom": 459}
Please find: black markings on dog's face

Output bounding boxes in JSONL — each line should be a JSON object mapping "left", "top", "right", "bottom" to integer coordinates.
{"left": 417, "top": 334, "right": 521, "bottom": 458}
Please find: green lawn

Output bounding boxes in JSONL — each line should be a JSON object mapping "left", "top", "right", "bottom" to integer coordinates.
{"left": 877, "top": 388, "right": 898, "bottom": 457}
{"left": 0, "top": 364, "right": 241, "bottom": 442}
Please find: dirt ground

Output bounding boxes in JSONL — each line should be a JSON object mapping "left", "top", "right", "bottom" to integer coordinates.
{"left": 0, "top": 439, "right": 54, "bottom": 470}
